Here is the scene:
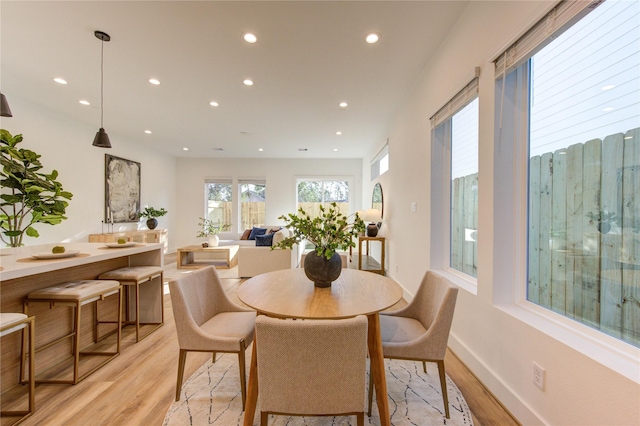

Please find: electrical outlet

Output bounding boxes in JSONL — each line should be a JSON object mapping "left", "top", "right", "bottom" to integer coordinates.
{"left": 533, "top": 362, "right": 545, "bottom": 390}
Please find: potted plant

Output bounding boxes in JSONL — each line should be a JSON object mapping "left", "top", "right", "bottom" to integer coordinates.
{"left": 197, "top": 218, "right": 231, "bottom": 247}
{"left": 138, "top": 206, "right": 167, "bottom": 230}
{"left": 586, "top": 210, "right": 616, "bottom": 234}
{"left": 274, "top": 202, "right": 365, "bottom": 287}
{"left": 0, "top": 129, "right": 73, "bottom": 247}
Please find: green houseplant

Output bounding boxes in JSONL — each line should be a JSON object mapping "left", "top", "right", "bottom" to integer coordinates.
{"left": 274, "top": 202, "right": 365, "bottom": 287}
{"left": 0, "top": 129, "right": 73, "bottom": 247}
{"left": 138, "top": 206, "right": 167, "bottom": 230}
{"left": 197, "top": 218, "right": 230, "bottom": 247}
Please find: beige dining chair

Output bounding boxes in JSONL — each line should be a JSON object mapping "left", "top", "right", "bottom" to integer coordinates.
{"left": 255, "top": 315, "right": 369, "bottom": 426}
{"left": 169, "top": 266, "right": 255, "bottom": 408}
{"left": 368, "top": 270, "right": 459, "bottom": 418}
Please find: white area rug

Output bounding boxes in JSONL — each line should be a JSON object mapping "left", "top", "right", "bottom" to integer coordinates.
{"left": 163, "top": 350, "right": 473, "bottom": 426}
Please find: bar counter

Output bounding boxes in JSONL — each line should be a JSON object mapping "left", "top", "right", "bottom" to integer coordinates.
{"left": 0, "top": 242, "right": 164, "bottom": 391}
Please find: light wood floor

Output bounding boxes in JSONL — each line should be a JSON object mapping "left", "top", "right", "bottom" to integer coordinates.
{"left": 2, "top": 254, "right": 518, "bottom": 426}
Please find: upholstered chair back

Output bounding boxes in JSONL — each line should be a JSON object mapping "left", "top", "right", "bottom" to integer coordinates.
{"left": 255, "top": 315, "right": 368, "bottom": 416}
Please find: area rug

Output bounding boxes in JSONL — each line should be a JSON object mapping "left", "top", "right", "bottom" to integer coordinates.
{"left": 163, "top": 350, "right": 473, "bottom": 426}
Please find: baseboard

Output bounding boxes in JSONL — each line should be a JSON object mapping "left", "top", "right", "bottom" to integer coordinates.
{"left": 448, "top": 333, "right": 547, "bottom": 425}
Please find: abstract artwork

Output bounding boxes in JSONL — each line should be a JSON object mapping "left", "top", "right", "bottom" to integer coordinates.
{"left": 105, "top": 154, "right": 141, "bottom": 222}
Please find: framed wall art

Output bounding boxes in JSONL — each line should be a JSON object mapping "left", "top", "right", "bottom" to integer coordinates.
{"left": 105, "top": 154, "right": 141, "bottom": 222}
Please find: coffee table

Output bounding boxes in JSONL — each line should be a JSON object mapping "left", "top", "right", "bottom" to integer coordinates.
{"left": 238, "top": 268, "right": 403, "bottom": 426}
{"left": 176, "top": 245, "right": 239, "bottom": 269}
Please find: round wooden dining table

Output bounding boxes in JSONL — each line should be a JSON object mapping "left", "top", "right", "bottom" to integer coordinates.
{"left": 238, "top": 268, "right": 403, "bottom": 426}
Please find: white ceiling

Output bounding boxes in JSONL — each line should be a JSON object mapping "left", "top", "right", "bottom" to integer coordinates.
{"left": 1, "top": 1, "right": 468, "bottom": 159}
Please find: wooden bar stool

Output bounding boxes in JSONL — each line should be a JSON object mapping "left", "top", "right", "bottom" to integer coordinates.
{"left": 98, "top": 266, "right": 164, "bottom": 342}
{"left": 0, "top": 313, "right": 35, "bottom": 425}
{"left": 23, "top": 280, "right": 122, "bottom": 385}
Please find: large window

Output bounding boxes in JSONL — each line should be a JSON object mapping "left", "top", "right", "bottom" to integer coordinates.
{"left": 297, "top": 179, "right": 350, "bottom": 218}
{"left": 497, "top": 0, "right": 639, "bottom": 347}
{"left": 205, "top": 179, "right": 233, "bottom": 227}
{"left": 431, "top": 78, "right": 479, "bottom": 279}
{"left": 239, "top": 179, "right": 266, "bottom": 229}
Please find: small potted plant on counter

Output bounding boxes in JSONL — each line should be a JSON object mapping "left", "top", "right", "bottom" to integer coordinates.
{"left": 138, "top": 207, "right": 167, "bottom": 230}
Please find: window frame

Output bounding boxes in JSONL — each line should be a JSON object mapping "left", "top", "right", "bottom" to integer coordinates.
{"left": 238, "top": 178, "right": 266, "bottom": 230}
{"left": 295, "top": 176, "right": 355, "bottom": 216}
{"left": 492, "top": 1, "right": 640, "bottom": 381}
{"left": 429, "top": 76, "right": 480, "bottom": 290}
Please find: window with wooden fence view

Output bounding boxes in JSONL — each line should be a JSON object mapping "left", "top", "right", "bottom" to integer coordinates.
{"left": 527, "top": 0, "right": 639, "bottom": 347}
{"left": 297, "top": 180, "right": 350, "bottom": 250}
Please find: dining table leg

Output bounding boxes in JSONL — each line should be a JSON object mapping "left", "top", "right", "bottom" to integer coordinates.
{"left": 243, "top": 337, "right": 259, "bottom": 426}
{"left": 367, "top": 313, "right": 390, "bottom": 426}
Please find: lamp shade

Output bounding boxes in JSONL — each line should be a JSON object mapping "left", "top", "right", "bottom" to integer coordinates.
{"left": 0, "top": 92, "right": 12, "bottom": 117}
{"left": 92, "top": 128, "right": 112, "bottom": 148}
{"left": 363, "top": 208, "right": 382, "bottom": 223}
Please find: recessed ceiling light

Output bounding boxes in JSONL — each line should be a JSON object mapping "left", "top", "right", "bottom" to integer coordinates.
{"left": 601, "top": 85, "right": 616, "bottom": 91}
{"left": 244, "top": 33, "right": 257, "bottom": 43}
{"left": 339, "top": 102, "right": 348, "bottom": 108}
{"left": 602, "top": 107, "right": 614, "bottom": 112}
{"left": 54, "top": 78, "right": 67, "bottom": 85}
{"left": 243, "top": 79, "right": 254, "bottom": 86}
{"left": 258, "top": 148, "right": 264, "bottom": 152}
{"left": 624, "top": 135, "right": 633, "bottom": 140}
{"left": 144, "top": 130, "right": 152, "bottom": 134}
{"left": 365, "top": 33, "right": 380, "bottom": 44}
{"left": 79, "top": 100, "right": 90, "bottom": 106}
{"left": 333, "top": 148, "right": 339, "bottom": 152}
{"left": 209, "top": 101, "right": 219, "bottom": 107}
{"left": 149, "top": 78, "right": 160, "bottom": 85}
{"left": 336, "top": 131, "right": 342, "bottom": 136}
{"left": 182, "top": 147, "right": 189, "bottom": 151}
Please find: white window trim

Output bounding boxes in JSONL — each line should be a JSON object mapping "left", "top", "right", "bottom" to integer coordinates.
{"left": 494, "top": 59, "right": 640, "bottom": 384}
{"left": 294, "top": 176, "right": 356, "bottom": 213}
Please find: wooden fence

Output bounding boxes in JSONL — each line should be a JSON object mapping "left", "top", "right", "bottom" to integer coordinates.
{"left": 528, "top": 127, "right": 639, "bottom": 347}
{"left": 207, "top": 201, "right": 266, "bottom": 230}
{"left": 451, "top": 127, "right": 639, "bottom": 346}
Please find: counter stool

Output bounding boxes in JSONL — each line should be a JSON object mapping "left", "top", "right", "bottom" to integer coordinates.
{"left": 23, "top": 280, "right": 122, "bottom": 385}
{"left": 0, "top": 313, "right": 35, "bottom": 425}
{"left": 98, "top": 266, "right": 164, "bottom": 342}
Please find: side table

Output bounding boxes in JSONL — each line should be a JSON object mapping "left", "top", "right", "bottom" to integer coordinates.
{"left": 358, "top": 236, "right": 385, "bottom": 275}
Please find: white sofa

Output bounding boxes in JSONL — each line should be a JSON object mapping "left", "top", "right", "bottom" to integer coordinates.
{"left": 219, "top": 226, "right": 299, "bottom": 278}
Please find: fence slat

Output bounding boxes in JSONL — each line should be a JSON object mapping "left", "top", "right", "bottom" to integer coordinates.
{"left": 463, "top": 174, "right": 476, "bottom": 276}
{"left": 581, "top": 139, "right": 602, "bottom": 328}
{"left": 621, "top": 128, "right": 640, "bottom": 346}
{"left": 538, "top": 152, "right": 553, "bottom": 308}
{"left": 566, "top": 143, "right": 584, "bottom": 320}
{"left": 451, "top": 177, "right": 462, "bottom": 271}
{"left": 551, "top": 149, "right": 567, "bottom": 314}
{"left": 529, "top": 156, "right": 541, "bottom": 304}
{"left": 599, "top": 133, "right": 624, "bottom": 337}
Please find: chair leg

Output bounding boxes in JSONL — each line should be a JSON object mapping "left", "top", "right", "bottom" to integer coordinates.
{"left": 436, "top": 360, "right": 450, "bottom": 419}
{"left": 356, "top": 412, "right": 364, "bottom": 426}
{"left": 423, "top": 361, "right": 427, "bottom": 374}
{"left": 367, "top": 372, "right": 374, "bottom": 416}
{"left": 175, "top": 350, "right": 188, "bottom": 401}
{"left": 238, "top": 342, "right": 247, "bottom": 410}
{"left": 212, "top": 352, "right": 217, "bottom": 363}
{"left": 135, "top": 282, "right": 141, "bottom": 342}
{"left": 27, "top": 318, "right": 35, "bottom": 416}
{"left": 260, "top": 411, "right": 268, "bottom": 426}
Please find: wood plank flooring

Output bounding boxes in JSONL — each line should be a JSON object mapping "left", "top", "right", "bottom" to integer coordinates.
{"left": 2, "top": 254, "right": 518, "bottom": 426}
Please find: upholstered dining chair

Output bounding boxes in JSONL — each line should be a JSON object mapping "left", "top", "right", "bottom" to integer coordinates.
{"left": 169, "top": 266, "right": 255, "bottom": 409}
{"left": 255, "top": 315, "right": 369, "bottom": 426}
{"left": 368, "top": 270, "right": 459, "bottom": 418}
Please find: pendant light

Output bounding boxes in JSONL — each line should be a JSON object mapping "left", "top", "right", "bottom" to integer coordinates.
{"left": 0, "top": 92, "right": 12, "bottom": 117}
{"left": 92, "top": 30, "right": 111, "bottom": 148}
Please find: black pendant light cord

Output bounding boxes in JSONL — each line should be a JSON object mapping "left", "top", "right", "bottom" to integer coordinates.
{"left": 100, "top": 37, "right": 104, "bottom": 128}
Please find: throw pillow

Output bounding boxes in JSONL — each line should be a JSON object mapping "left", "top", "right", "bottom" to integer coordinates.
{"left": 240, "top": 229, "right": 252, "bottom": 240}
{"left": 272, "top": 229, "right": 286, "bottom": 246}
{"left": 248, "top": 227, "right": 268, "bottom": 240}
{"left": 255, "top": 233, "right": 274, "bottom": 247}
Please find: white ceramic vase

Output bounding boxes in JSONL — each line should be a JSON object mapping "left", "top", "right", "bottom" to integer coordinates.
{"left": 208, "top": 234, "right": 219, "bottom": 247}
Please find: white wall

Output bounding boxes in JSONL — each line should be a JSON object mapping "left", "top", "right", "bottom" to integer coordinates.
{"left": 174, "top": 157, "right": 362, "bottom": 249}
{"left": 368, "top": 1, "right": 640, "bottom": 425}
{"left": 1, "top": 95, "right": 177, "bottom": 247}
